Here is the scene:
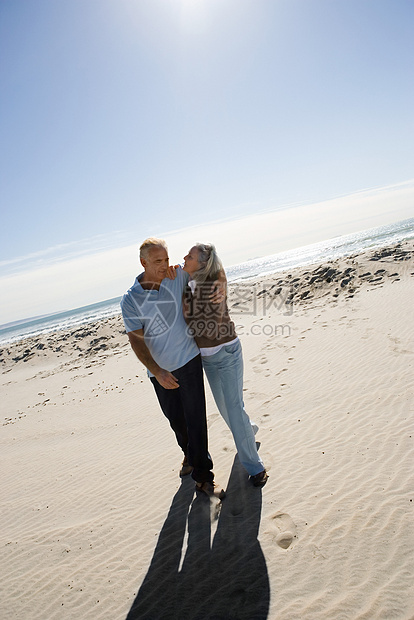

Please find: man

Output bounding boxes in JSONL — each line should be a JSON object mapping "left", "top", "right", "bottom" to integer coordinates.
{"left": 121, "top": 237, "right": 214, "bottom": 490}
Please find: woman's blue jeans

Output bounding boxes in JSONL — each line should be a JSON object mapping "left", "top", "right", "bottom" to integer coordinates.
{"left": 202, "top": 340, "right": 264, "bottom": 476}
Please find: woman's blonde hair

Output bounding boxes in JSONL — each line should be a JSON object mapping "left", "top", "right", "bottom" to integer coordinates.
{"left": 192, "top": 242, "right": 223, "bottom": 283}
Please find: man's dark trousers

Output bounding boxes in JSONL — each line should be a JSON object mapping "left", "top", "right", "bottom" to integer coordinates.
{"left": 150, "top": 354, "right": 214, "bottom": 483}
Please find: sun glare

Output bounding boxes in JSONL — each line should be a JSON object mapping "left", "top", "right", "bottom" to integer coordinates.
{"left": 178, "top": 0, "right": 210, "bottom": 34}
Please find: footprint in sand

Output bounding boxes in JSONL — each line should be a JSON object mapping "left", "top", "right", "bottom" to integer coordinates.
{"left": 262, "top": 395, "right": 281, "bottom": 407}
{"left": 250, "top": 354, "right": 268, "bottom": 365}
{"left": 251, "top": 355, "right": 268, "bottom": 373}
{"left": 268, "top": 512, "right": 297, "bottom": 550}
{"left": 275, "top": 368, "right": 288, "bottom": 376}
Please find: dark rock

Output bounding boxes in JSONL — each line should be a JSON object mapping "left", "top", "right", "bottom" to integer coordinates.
{"left": 90, "top": 337, "right": 107, "bottom": 347}
{"left": 94, "top": 343, "right": 108, "bottom": 351}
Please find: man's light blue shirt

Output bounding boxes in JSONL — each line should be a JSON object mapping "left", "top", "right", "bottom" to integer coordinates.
{"left": 120, "top": 266, "right": 198, "bottom": 374}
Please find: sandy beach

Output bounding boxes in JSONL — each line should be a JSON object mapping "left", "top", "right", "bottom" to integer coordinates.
{"left": 1, "top": 240, "right": 413, "bottom": 620}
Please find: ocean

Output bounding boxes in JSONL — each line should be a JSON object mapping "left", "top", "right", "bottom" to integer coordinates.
{"left": 1, "top": 217, "right": 413, "bottom": 346}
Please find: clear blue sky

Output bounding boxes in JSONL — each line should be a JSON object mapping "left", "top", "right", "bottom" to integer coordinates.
{"left": 1, "top": 0, "right": 413, "bottom": 323}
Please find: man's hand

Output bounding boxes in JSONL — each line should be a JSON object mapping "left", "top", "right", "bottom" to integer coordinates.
{"left": 154, "top": 369, "right": 179, "bottom": 389}
{"left": 209, "top": 274, "right": 227, "bottom": 303}
{"left": 127, "top": 330, "right": 178, "bottom": 386}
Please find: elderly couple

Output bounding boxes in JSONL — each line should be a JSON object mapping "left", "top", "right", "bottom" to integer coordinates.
{"left": 121, "top": 238, "right": 268, "bottom": 495}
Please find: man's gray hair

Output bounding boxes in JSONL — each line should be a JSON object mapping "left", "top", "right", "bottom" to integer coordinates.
{"left": 192, "top": 243, "right": 223, "bottom": 283}
{"left": 139, "top": 237, "right": 168, "bottom": 260}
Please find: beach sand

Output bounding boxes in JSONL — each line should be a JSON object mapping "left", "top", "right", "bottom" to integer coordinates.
{"left": 1, "top": 240, "right": 413, "bottom": 620}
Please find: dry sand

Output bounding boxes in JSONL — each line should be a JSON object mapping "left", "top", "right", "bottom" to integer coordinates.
{"left": 1, "top": 240, "right": 413, "bottom": 620}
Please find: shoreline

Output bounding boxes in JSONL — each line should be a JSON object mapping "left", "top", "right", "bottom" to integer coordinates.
{"left": 1, "top": 238, "right": 413, "bottom": 619}
{"left": 1, "top": 221, "right": 413, "bottom": 346}
{"left": 1, "top": 238, "right": 412, "bottom": 371}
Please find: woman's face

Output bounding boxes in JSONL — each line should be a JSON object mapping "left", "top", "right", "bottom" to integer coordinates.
{"left": 183, "top": 246, "right": 200, "bottom": 276}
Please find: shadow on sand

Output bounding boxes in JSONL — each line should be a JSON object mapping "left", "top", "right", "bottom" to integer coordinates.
{"left": 126, "top": 455, "right": 270, "bottom": 620}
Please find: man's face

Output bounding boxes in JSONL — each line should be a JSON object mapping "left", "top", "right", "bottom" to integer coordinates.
{"left": 141, "top": 246, "right": 169, "bottom": 284}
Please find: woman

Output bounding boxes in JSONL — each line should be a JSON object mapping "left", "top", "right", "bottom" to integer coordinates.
{"left": 183, "top": 243, "right": 268, "bottom": 487}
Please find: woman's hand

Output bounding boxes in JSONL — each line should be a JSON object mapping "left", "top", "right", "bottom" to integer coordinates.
{"left": 166, "top": 264, "right": 180, "bottom": 280}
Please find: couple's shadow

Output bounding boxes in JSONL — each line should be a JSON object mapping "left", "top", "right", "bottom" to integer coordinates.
{"left": 126, "top": 455, "right": 270, "bottom": 620}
